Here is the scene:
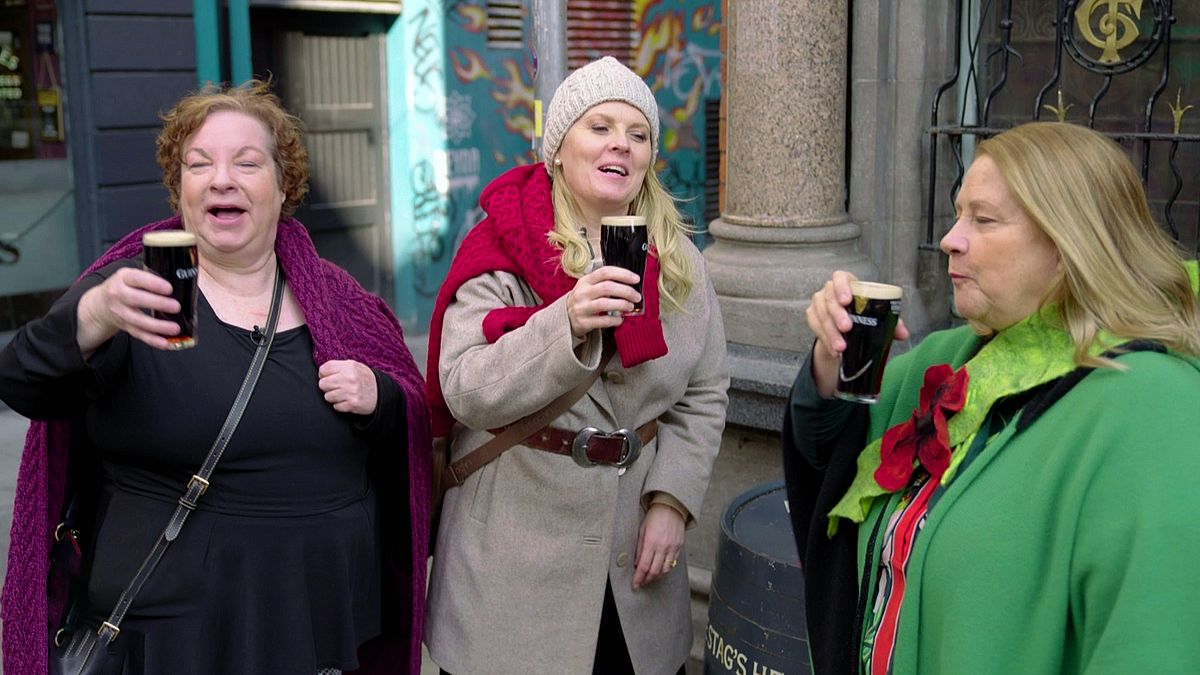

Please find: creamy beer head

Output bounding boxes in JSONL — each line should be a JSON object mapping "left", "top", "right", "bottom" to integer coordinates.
{"left": 600, "top": 215, "right": 647, "bottom": 227}
{"left": 142, "top": 230, "right": 197, "bottom": 248}
{"left": 836, "top": 281, "right": 903, "bottom": 404}
{"left": 850, "top": 280, "right": 903, "bottom": 301}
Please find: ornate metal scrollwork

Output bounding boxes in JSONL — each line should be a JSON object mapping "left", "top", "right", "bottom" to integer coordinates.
{"left": 1063, "top": 0, "right": 1168, "bottom": 75}
{"left": 926, "top": 0, "right": 1196, "bottom": 254}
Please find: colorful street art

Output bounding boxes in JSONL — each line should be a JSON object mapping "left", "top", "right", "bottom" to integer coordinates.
{"left": 401, "top": 0, "right": 722, "bottom": 324}
{"left": 634, "top": 0, "right": 721, "bottom": 230}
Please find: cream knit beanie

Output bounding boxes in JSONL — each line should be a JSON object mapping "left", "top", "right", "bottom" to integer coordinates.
{"left": 541, "top": 56, "right": 660, "bottom": 173}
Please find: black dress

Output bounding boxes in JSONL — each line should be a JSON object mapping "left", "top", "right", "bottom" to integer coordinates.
{"left": 0, "top": 260, "right": 406, "bottom": 675}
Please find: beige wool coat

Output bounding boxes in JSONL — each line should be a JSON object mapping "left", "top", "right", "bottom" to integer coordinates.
{"left": 424, "top": 241, "right": 729, "bottom": 675}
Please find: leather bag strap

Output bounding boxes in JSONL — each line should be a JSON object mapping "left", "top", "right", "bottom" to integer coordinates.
{"left": 92, "top": 263, "right": 285, "bottom": 645}
{"left": 443, "top": 341, "right": 616, "bottom": 489}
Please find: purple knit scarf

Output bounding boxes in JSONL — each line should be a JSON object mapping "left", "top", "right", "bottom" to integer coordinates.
{"left": 1, "top": 216, "right": 431, "bottom": 675}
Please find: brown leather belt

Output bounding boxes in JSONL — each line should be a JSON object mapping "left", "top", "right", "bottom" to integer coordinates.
{"left": 516, "top": 420, "right": 657, "bottom": 467}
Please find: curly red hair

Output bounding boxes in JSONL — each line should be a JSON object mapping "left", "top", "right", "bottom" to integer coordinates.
{"left": 156, "top": 79, "right": 309, "bottom": 218}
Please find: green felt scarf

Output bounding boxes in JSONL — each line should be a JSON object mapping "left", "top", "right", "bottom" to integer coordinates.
{"left": 826, "top": 308, "right": 1114, "bottom": 536}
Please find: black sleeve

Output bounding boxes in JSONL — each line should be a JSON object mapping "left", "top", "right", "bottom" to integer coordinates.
{"left": 785, "top": 346, "right": 857, "bottom": 470}
{"left": 782, "top": 344, "right": 865, "bottom": 562}
{"left": 0, "top": 260, "right": 135, "bottom": 419}
{"left": 781, "top": 344, "right": 871, "bottom": 675}
{"left": 350, "top": 368, "right": 407, "bottom": 443}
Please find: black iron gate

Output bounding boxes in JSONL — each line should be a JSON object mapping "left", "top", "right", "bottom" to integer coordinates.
{"left": 927, "top": 0, "right": 1200, "bottom": 255}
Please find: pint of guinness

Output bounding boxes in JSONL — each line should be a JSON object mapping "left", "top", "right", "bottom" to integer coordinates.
{"left": 835, "top": 280, "right": 902, "bottom": 404}
{"left": 600, "top": 215, "right": 649, "bottom": 315}
{"left": 143, "top": 230, "right": 199, "bottom": 350}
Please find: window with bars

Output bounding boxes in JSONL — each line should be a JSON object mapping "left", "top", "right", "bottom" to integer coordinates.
{"left": 486, "top": 1, "right": 525, "bottom": 50}
{"left": 927, "top": 0, "right": 1200, "bottom": 255}
{"left": 566, "top": 0, "right": 635, "bottom": 68}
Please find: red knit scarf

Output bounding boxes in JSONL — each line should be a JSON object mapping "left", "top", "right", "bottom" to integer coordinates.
{"left": 425, "top": 164, "right": 668, "bottom": 436}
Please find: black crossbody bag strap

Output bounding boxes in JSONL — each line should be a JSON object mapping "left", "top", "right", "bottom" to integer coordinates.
{"left": 90, "top": 263, "right": 285, "bottom": 646}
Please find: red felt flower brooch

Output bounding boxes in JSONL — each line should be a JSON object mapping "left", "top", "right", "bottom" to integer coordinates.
{"left": 874, "top": 363, "right": 969, "bottom": 491}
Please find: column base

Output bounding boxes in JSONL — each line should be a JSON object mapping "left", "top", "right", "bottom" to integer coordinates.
{"left": 724, "top": 341, "right": 802, "bottom": 432}
{"left": 703, "top": 217, "right": 877, "bottom": 352}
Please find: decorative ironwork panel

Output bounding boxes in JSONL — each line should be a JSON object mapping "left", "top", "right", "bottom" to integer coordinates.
{"left": 927, "top": 0, "right": 1200, "bottom": 256}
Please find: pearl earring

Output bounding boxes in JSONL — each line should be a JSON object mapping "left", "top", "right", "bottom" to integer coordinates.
{"left": 553, "top": 158, "right": 562, "bottom": 166}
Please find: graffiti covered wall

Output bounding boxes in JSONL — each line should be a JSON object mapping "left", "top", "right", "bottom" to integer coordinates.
{"left": 633, "top": 0, "right": 721, "bottom": 234}
{"left": 389, "top": 0, "right": 451, "bottom": 327}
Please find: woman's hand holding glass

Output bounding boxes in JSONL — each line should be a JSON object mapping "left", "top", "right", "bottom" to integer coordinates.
{"left": 565, "top": 266, "right": 642, "bottom": 338}
{"left": 76, "top": 266, "right": 183, "bottom": 357}
{"left": 806, "top": 270, "right": 909, "bottom": 398}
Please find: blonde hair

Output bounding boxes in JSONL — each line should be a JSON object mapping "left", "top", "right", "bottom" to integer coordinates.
{"left": 546, "top": 164, "right": 695, "bottom": 311}
{"left": 157, "top": 79, "right": 309, "bottom": 217}
{"left": 976, "top": 121, "right": 1200, "bottom": 364}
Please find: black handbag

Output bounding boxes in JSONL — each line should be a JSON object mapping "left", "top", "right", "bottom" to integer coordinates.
{"left": 50, "top": 265, "right": 284, "bottom": 675}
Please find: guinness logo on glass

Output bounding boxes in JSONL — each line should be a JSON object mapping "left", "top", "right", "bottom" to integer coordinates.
{"left": 835, "top": 281, "right": 903, "bottom": 404}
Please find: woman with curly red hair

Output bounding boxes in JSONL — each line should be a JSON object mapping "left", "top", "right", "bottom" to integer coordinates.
{"left": 1, "top": 80, "right": 431, "bottom": 675}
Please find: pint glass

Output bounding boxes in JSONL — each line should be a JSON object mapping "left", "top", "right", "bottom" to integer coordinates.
{"left": 834, "top": 281, "right": 902, "bottom": 404}
{"left": 600, "top": 215, "right": 649, "bottom": 315}
{"left": 142, "top": 230, "right": 199, "bottom": 350}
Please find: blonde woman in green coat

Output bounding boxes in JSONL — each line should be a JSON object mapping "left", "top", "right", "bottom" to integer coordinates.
{"left": 785, "top": 122, "right": 1200, "bottom": 675}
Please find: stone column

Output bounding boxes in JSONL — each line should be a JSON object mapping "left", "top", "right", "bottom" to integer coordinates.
{"left": 704, "top": 0, "right": 874, "bottom": 358}
{"left": 686, "top": 5, "right": 870, "bottom": 669}
{"left": 850, "top": 0, "right": 958, "bottom": 338}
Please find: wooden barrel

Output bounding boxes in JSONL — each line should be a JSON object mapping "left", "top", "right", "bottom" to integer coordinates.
{"left": 704, "top": 480, "right": 809, "bottom": 675}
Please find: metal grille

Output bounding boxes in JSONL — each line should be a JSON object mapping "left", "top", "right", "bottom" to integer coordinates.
{"left": 566, "top": 0, "right": 635, "bottom": 69}
{"left": 927, "top": 0, "right": 1200, "bottom": 255}
{"left": 267, "top": 25, "right": 391, "bottom": 300}
{"left": 704, "top": 96, "right": 721, "bottom": 227}
{"left": 297, "top": 34, "right": 378, "bottom": 205}
{"left": 301, "top": 35, "right": 374, "bottom": 105}
{"left": 306, "top": 130, "right": 378, "bottom": 204}
{"left": 486, "top": 1, "right": 525, "bottom": 50}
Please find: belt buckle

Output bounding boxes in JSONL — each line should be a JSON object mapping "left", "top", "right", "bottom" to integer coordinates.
{"left": 571, "top": 427, "right": 642, "bottom": 468}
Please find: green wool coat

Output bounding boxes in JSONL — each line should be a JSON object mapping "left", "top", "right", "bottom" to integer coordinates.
{"left": 857, "top": 326, "right": 1200, "bottom": 674}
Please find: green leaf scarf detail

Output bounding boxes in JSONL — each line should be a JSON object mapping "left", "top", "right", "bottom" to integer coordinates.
{"left": 826, "top": 308, "right": 1113, "bottom": 537}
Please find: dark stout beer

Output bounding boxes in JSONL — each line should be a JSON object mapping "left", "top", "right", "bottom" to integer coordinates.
{"left": 143, "top": 230, "right": 199, "bottom": 349}
{"left": 600, "top": 215, "right": 649, "bottom": 315}
{"left": 835, "top": 281, "right": 902, "bottom": 404}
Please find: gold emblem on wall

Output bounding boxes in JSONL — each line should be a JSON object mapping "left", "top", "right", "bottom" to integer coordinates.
{"left": 1075, "top": 0, "right": 1144, "bottom": 64}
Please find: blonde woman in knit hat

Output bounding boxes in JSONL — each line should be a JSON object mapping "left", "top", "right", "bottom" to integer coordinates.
{"left": 424, "top": 56, "right": 730, "bottom": 674}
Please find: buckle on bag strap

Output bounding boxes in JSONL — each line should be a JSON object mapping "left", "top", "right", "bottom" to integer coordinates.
{"left": 98, "top": 621, "right": 121, "bottom": 643}
{"left": 571, "top": 427, "right": 642, "bottom": 468}
{"left": 178, "top": 474, "right": 210, "bottom": 511}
